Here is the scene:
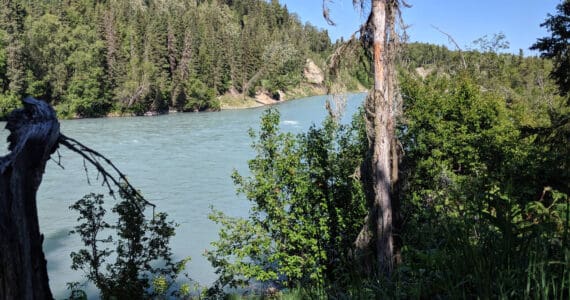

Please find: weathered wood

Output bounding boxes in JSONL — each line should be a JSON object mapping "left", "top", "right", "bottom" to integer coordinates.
{"left": 0, "top": 97, "right": 58, "bottom": 300}
{"left": 353, "top": 0, "right": 398, "bottom": 277}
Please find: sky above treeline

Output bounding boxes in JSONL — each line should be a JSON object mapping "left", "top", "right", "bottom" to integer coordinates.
{"left": 281, "top": 0, "right": 562, "bottom": 55}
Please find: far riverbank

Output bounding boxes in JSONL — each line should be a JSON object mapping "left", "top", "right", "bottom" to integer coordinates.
{"left": 219, "top": 83, "right": 368, "bottom": 110}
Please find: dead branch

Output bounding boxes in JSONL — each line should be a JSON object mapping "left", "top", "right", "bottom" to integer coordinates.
{"left": 328, "top": 35, "right": 361, "bottom": 80}
{"left": 431, "top": 25, "right": 467, "bottom": 69}
{"left": 59, "top": 134, "right": 156, "bottom": 213}
{"left": 322, "top": 0, "right": 336, "bottom": 26}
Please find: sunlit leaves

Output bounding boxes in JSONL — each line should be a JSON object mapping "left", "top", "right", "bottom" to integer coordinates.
{"left": 207, "top": 109, "right": 367, "bottom": 291}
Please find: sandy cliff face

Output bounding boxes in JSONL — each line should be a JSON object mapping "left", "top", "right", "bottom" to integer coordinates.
{"left": 254, "top": 91, "right": 279, "bottom": 105}
{"left": 303, "top": 59, "right": 325, "bottom": 85}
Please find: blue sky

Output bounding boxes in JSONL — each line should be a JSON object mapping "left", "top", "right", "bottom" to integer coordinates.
{"left": 281, "top": 0, "right": 563, "bottom": 54}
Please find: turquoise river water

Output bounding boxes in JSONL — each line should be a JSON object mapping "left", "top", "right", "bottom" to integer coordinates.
{"left": 0, "top": 93, "right": 365, "bottom": 298}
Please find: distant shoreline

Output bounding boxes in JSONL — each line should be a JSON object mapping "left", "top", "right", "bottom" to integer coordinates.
{"left": 6, "top": 85, "right": 370, "bottom": 121}
{"left": 219, "top": 84, "right": 368, "bottom": 111}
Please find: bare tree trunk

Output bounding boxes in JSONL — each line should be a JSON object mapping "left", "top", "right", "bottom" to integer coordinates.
{"left": 242, "top": 67, "right": 266, "bottom": 96}
{"left": 354, "top": 0, "right": 394, "bottom": 276}
{"left": 0, "top": 97, "right": 58, "bottom": 300}
{"left": 103, "top": 8, "right": 118, "bottom": 88}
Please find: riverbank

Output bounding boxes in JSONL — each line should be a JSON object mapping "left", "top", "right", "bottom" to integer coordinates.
{"left": 218, "top": 84, "right": 324, "bottom": 110}
{"left": 219, "top": 83, "right": 368, "bottom": 110}
{"left": 54, "top": 84, "right": 366, "bottom": 120}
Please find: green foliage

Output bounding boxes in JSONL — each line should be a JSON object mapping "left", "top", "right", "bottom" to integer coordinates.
{"left": 63, "top": 25, "right": 109, "bottom": 118}
{"left": 0, "top": 91, "right": 20, "bottom": 119}
{"left": 206, "top": 55, "right": 568, "bottom": 298}
{"left": 258, "top": 41, "right": 303, "bottom": 94}
{"left": 395, "top": 71, "right": 569, "bottom": 298}
{"left": 207, "top": 109, "right": 367, "bottom": 293}
{"left": 0, "top": 0, "right": 334, "bottom": 118}
{"left": 24, "top": 13, "right": 69, "bottom": 102}
{"left": 0, "top": 0, "right": 26, "bottom": 94}
{"left": 183, "top": 78, "right": 218, "bottom": 112}
{"left": 532, "top": 0, "right": 570, "bottom": 96}
{"left": 69, "top": 188, "right": 190, "bottom": 299}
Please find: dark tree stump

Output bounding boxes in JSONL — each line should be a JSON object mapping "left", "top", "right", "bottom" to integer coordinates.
{"left": 0, "top": 97, "right": 58, "bottom": 299}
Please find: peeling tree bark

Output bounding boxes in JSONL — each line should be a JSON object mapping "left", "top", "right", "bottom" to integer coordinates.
{"left": 0, "top": 97, "right": 58, "bottom": 300}
{"left": 371, "top": 0, "right": 394, "bottom": 277}
{"left": 354, "top": 0, "right": 396, "bottom": 277}
{"left": 323, "top": 0, "right": 403, "bottom": 277}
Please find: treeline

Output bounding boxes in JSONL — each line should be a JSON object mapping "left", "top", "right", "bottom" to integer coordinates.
{"left": 0, "top": 0, "right": 333, "bottom": 118}
{"left": 402, "top": 42, "right": 558, "bottom": 127}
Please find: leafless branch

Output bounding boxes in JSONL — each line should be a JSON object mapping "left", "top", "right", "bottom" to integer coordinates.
{"left": 328, "top": 34, "right": 361, "bottom": 80}
{"left": 83, "top": 158, "right": 91, "bottom": 185}
{"left": 322, "top": 0, "right": 336, "bottom": 26}
{"left": 50, "top": 149, "right": 65, "bottom": 170}
{"left": 58, "top": 134, "right": 156, "bottom": 213}
{"left": 431, "top": 25, "right": 467, "bottom": 69}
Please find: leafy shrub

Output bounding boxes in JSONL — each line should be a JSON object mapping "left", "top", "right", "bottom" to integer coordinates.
{"left": 206, "top": 109, "right": 367, "bottom": 294}
{"left": 183, "top": 78, "right": 217, "bottom": 112}
{"left": 69, "top": 187, "right": 191, "bottom": 299}
{"left": 396, "top": 72, "right": 570, "bottom": 298}
{"left": 0, "top": 92, "right": 20, "bottom": 119}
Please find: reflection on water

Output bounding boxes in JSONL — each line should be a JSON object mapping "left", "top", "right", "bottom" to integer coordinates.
{"left": 0, "top": 93, "right": 365, "bottom": 298}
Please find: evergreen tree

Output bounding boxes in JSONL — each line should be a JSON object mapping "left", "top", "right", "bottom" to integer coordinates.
{"left": 0, "top": 0, "right": 334, "bottom": 118}
{"left": 531, "top": 0, "right": 570, "bottom": 96}
{"left": 0, "top": 0, "right": 26, "bottom": 95}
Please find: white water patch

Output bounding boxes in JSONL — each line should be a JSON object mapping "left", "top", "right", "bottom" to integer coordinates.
{"left": 282, "top": 120, "right": 299, "bottom": 126}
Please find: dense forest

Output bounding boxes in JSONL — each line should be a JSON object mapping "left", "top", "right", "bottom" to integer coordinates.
{"left": 0, "top": 0, "right": 338, "bottom": 118}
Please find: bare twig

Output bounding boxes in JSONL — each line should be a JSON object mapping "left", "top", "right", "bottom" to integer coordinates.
{"left": 328, "top": 34, "right": 361, "bottom": 80}
{"left": 325, "top": 89, "right": 347, "bottom": 122}
{"left": 83, "top": 158, "right": 91, "bottom": 185}
{"left": 431, "top": 25, "right": 467, "bottom": 69}
{"left": 58, "top": 134, "right": 156, "bottom": 213}
{"left": 50, "top": 149, "right": 65, "bottom": 170}
{"left": 322, "top": 0, "right": 336, "bottom": 26}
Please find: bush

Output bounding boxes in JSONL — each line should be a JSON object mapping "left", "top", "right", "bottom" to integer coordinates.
{"left": 0, "top": 92, "right": 20, "bottom": 120}
{"left": 395, "top": 72, "right": 570, "bottom": 298}
{"left": 183, "top": 78, "right": 217, "bottom": 112}
{"left": 69, "top": 187, "right": 191, "bottom": 299}
{"left": 207, "top": 109, "right": 368, "bottom": 294}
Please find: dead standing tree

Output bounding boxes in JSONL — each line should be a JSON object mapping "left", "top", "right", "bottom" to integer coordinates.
{"left": 0, "top": 97, "right": 58, "bottom": 299}
{"left": 0, "top": 97, "right": 154, "bottom": 299}
{"left": 324, "top": 0, "right": 407, "bottom": 276}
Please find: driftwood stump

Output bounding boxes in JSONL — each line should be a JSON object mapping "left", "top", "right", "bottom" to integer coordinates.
{"left": 0, "top": 97, "right": 58, "bottom": 299}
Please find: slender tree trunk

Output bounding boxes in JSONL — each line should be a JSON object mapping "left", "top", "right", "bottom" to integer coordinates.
{"left": 371, "top": 0, "right": 394, "bottom": 270}
{"left": 354, "top": 0, "right": 394, "bottom": 276}
{"left": 0, "top": 97, "right": 58, "bottom": 299}
{"left": 103, "top": 8, "right": 118, "bottom": 90}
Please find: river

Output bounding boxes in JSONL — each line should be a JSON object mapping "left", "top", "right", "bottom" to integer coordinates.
{"left": 0, "top": 93, "right": 365, "bottom": 298}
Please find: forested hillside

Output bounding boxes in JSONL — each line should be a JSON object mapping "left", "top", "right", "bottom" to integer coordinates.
{"left": 402, "top": 42, "right": 560, "bottom": 129}
{"left": 0, "top": 0, "right": 334, "bottom": 118}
